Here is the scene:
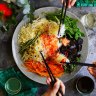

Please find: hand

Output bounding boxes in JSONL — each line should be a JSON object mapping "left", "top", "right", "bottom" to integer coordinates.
{"left": 88, "top": 62, "right": 96, "bottom": 78}
{"left": 43, "top": 78, "right": 65, "bottom": 96}
{"left": 62, "top": 0, "right": 76, "bottom": 8}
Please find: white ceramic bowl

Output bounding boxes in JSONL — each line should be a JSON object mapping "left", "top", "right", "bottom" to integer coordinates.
{"left": 12, "top": 7, "right": 88, "bottom": 84}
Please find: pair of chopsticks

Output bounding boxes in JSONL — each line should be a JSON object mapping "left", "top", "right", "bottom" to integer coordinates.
{"left": 63, "top": 62, "right": 96, "bottom": 67}
{"left": 40, "top": 51, "right": 64, "bottom": 96}
{"left": 58, "top": 0, "right": 69, "bottom": 36}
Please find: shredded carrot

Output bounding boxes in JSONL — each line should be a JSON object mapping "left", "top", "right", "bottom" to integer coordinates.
{"left": 41, "top": 34, "right": 58, "bottom": 57}
{"left": 23, "top": 33, "right": 66, "bottom": 77}
{"left": 24, "top": 58, "right": 64, "bottom": 77}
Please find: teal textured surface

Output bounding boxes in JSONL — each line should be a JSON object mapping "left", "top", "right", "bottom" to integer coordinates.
{"left": 0, "top": 66, "right": 40, "bottom": 96}
{"left": 76, "top": 0, "right": 96, "bottom": 7}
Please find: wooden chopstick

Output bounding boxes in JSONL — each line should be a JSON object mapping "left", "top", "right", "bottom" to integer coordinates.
{"left": 63, "top": 0, "right": 69, "bottom": 23}
{"left": 40, "top": 51, "right": 56, "bottom": 84}
{"left": 58, "top": 0, "right": 69, "bottom": 35}
{"left": 65, "top": 62, "right": 96, "bottom": 67}
{"left": 40, "top": 51, "right": 64, "bottom": 96}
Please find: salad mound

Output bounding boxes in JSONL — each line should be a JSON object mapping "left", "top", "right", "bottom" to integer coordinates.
{"left": 18, "top": 11, "right": 85, "bottom": 77}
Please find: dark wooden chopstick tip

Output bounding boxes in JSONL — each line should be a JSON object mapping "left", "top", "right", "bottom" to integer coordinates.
{"left": 65, "top": 62, "right": 96, "bottom": 67}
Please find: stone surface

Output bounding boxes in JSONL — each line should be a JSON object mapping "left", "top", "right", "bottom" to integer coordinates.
{"left": 0, "top": 0, "right": 96, "bottom": 96}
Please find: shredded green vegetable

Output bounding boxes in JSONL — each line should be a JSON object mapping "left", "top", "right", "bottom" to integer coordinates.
{"left": 45, "top": 10, "right": 85, "bottom": 40}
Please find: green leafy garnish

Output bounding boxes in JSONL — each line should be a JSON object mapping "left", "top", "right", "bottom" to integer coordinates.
{"left": 45, "top": 11, "right": 61, "bottom": 23}
{"left": 64, "top": 16, "right": 85, "bottom": 40}
{"left": 45, "top": 10, "right": 85, "bottom": 40}
{"left": 64, "top": 64, "right": 77, "bottom": 73}
{"left": 64, "top": 57, "right": 81, "bottom": 73}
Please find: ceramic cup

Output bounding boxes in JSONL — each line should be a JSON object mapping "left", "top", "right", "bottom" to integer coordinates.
{"left": 5, "top": 78, "right": 22, "bottom": 95}
{"left": 76, "top": 76, "right": 94, "bottom": 95}
{"left": 80, "top": 13, "right": 96, "bottom": 29}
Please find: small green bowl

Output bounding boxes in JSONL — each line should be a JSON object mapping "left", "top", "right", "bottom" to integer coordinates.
{"left": 76, "top": 76, "right": 94, "bottom": 95}
{"left": 5, "top": 78, "right": 22, "bottom": 95}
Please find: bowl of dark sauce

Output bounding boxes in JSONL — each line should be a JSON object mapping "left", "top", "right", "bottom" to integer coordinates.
{"left": 76, "top": 76, "right": 94, "bottom": 95}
